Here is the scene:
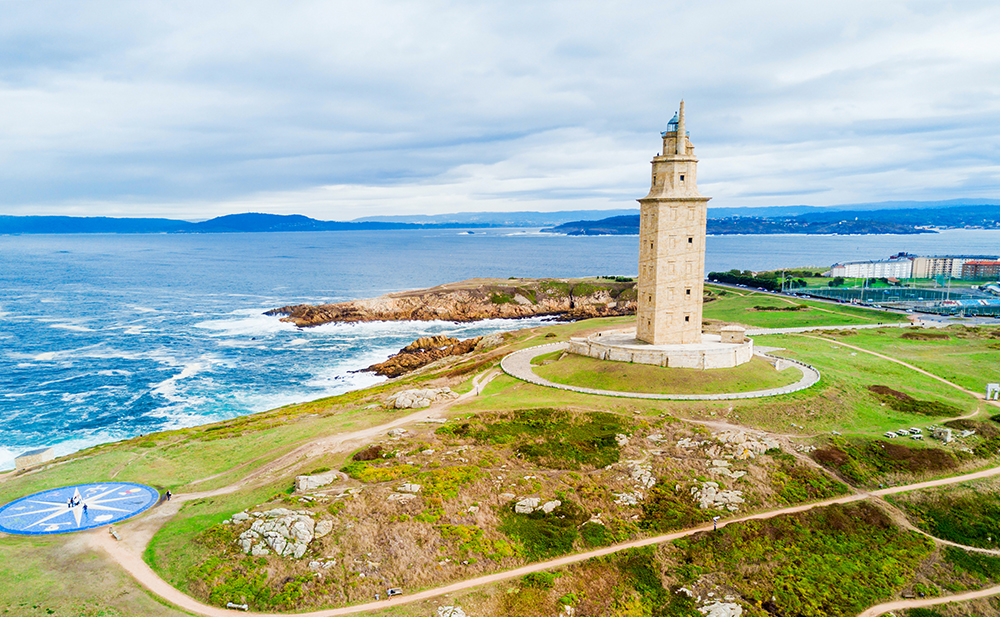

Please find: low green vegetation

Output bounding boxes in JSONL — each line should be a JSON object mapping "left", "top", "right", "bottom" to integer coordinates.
{"left": 746, "top": 331, "right": 979, "bottom": 434}
{"left": 416, "top": 465, "right": 483, "bottom": 500}
{"left": 499, "top": 499, "right": 589, "bottom": 561}
{"left": 868, "top": 385, "right": 963, "bottom": 416}
{"left": 891, "top": 483, "right": 1000, "bottom": 550}
{"left": 639, "top": 485, "right": 713, "bottom": 532}
{"left": 340, "top": 460, "right": 418, "bottom": 483}
{"left": 438, "top": 524, "right": 516, "bottom": 562}
{"left": 767, "top": 451, "right": 850, "bottom": 504}
{"left": 437, "top": 407, "right": 631, "bottom": 469}
{"left": 944, "top": 546, "right": 1000, "bottom": 582}
{"left": 190, "top": 531, "right": 310, "bottom": 610}
{"left": 533, "top": 353, "right": 800, "bottom": 395}
{"left": 670, "top": 502, "right": 934, "bottom": 617}
{"left": 812, "top": 437, "right": 959, "bottom": 486}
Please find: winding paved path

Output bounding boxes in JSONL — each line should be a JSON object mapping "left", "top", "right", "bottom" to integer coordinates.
{"left": 500, "top": 342, "right": 820, "bottom": 400}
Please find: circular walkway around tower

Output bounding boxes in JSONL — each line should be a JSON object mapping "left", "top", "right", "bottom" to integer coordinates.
{"left": 501, "top": 342, "right": 820, "bottom": 401}
{"left": 0, "top": 482, "right": 159, "bottom": 535}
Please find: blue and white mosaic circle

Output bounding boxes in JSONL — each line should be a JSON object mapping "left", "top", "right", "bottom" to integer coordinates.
{"left": 0, "top": 482, "right": 159, "bottom": 535}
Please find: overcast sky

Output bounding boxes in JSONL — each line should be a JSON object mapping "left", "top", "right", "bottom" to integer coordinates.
{"left": 2, "top": 0, "right": 999, "bottom": 220}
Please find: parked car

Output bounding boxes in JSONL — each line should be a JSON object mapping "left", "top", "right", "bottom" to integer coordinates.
{"left": 896, "top": 429, "right": 910, "bottom": 436}
{"left": 909, "top": 428, "right": 922, "bottom": 435}
{"left": 911, "top": 434, "right": 923, "bottom": 440}
{"left": 883, "top": 431, "right": 897, "bottom": 439}
{"left": 387, "top": 588, "right": 403, "bottom": 597}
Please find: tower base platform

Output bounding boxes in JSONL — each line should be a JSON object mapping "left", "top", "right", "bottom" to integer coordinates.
{"left": 568, "top": 328, "right": 753, "bottom": 370}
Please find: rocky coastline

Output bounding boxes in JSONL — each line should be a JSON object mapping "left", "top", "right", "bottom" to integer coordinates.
{"left": 360, "top": 335, "right": 487, "bottom": 377}
{"left": 265, "top": 277, "right": 638, "bottom": 328}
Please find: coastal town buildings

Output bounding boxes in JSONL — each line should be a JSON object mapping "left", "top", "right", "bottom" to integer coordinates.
{"left": 912, "top": 255, "right": 999, "bottom": 279}
{"left": 828, "top": 254, "right": 999, "bottom": 280}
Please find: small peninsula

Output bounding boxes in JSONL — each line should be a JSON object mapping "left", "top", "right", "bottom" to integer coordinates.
{"left": 265, "top": 277, "right": 640, "bottom": 327}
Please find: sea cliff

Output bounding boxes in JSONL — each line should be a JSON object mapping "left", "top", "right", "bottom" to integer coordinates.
{"left": 265, "top": 277, "right": 638, "bottom": 328}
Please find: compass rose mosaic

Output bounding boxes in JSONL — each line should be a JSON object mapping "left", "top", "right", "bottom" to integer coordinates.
{"left": 0, "top": 482, "right": 159, "bottom": 535}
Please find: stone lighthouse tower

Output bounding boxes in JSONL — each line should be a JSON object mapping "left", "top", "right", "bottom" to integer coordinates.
{"left": 636, "top": 101, "right": 711, "bottom": 345}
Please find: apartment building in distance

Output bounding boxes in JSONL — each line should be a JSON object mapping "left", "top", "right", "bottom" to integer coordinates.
{"left": 912, "top": 255, "right": 999, "bottom": 279}
{"left": 829, "top": 253, "right": 915, "bottom": 279}
{"left": 961, "top": 260, "right": 1000, "bottom": 280}
{"left": 829, "top": 253, "right": 999, "bottom": 280}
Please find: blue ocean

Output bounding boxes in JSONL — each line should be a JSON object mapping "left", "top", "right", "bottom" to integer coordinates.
{"left": 2, "top": 227, "right": 998, "bottom": 469}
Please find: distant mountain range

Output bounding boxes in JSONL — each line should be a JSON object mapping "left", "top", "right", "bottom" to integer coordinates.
{"left": 0, "top": 213, "right": 491, "bottom": 235}
{"left": 2, "top": 199, "right": 997, "bottom": 234}
{"left": 542, "top": 204, "right": 1000, "bottom": 236}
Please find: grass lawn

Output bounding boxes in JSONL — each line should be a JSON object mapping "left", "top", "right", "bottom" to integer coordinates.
{"left": 532, "top": 353, "right": 800, "bottom": 394}
{"left": 803, "top": 326, "right": 1000, "bottom": 394}
{"left": 0, "top": 534, "right": 190, "bottom": 616}
{"left": 704, "top": 286, "right": 908, "bottom": 328}
{"left": 744, "top": 332, "right": 982, "bottom": 433}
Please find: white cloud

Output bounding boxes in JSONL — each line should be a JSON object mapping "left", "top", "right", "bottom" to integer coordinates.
{"left": 1, "top": 0, "right": 999, "bottom": 218}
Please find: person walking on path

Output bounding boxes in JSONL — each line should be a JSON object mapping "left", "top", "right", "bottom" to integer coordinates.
{"left": 165, "top": 490, "right": 172, "bottom": 502}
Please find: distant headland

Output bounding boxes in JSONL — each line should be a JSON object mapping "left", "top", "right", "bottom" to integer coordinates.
{"left": 542, "top": 203, "right": 1000, "bottom": 236}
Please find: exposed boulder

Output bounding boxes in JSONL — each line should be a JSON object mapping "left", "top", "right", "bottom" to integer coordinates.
{"left": 699, "top": 601, "right": 743, "bottom": 617}
{"left": 515, "top": 497, "right": 541, "bottom": 514}
{"left": 295, "top": 470, "right": 346, "bottom": 492}
{"left": 540, "top": 500, "right": 562, "bottom": 513}
{"left": 386, "top": 388, "right": 458, "bottom": 409}
{"left": 314, "top": 520, "right": 334, "bottom": 538}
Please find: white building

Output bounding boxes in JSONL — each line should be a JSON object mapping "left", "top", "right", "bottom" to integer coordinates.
{"left": 830, "top": 255, "right": 913, "bottom": 279}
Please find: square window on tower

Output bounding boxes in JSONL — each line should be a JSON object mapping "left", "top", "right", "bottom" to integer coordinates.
{"left": 686, "top": 289, "right": 691, "bottom": 295}
{"left": 680, "top": 175, "right": 685, "bottom": 181}
{"left": 688, "top": 237, "right": 693, "bottom": 244}
{"left": 684, "top": 316, "right": 690, "bottom": 322}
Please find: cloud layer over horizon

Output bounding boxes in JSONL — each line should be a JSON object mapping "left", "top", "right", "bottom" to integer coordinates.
{"left": 2, "top": 0, "right": 999, "bottom": 220}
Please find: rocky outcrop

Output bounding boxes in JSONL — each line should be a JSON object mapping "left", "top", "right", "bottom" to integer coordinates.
{"left": 295, "top": 470, "right": 347, "bottom": 492}
{"left": 363, "top": 335, "right": 482, "bottom": 377}
{"left": 233, "top": 508, "right": 316, "bottom": 559}
{"left": 265, "top": 278, "right": 637, "bottom": 328}
{"left": 699, "top": 601, "right": 743, "bottom": 617}
{"left": 691, "top": 481, "right": 745, "bottom": 511}
{"left": 385, "top": 387, "right": 458, "bottom": 409}
{"left": 514, "top": 497, "right": 561, "bottom": 514}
